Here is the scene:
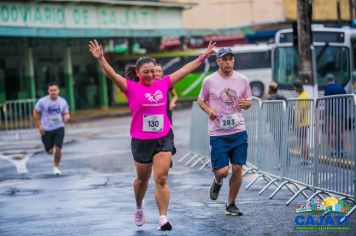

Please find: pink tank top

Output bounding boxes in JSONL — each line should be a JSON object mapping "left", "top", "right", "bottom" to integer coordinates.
{"left": 124, "top": 76, "right": 172, "bottom": 140}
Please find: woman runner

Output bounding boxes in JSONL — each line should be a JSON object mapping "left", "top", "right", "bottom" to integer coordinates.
{"left": 89, "top": 40, "right": 215, "bottom": 231}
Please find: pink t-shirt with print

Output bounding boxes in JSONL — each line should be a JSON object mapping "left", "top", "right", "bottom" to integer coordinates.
{"left": 124, "top": 76, "right": 172, "bottom": 140}
{"left": 198, "top": 71, "right": 252, "bottom": 136}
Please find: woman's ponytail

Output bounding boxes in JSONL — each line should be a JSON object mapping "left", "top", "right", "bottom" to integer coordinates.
{"left": 125, "top": 57, "right": 156, "bottom": 82}
{"left": 125, "top": 65, "right": 139, "bottom": 82}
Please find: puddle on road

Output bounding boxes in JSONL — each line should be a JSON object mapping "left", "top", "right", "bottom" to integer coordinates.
{"left": 184, "top": 202, "right": 205, "bottom": 207}
{"left": 89, "top": 177, "right": 111, "bottom": 189}
{"left": 1, "top": 187, "right": 41, "bottom": 196}
{"left": 207, "top": 202, "right": 224, "bottom": 208}
{"left": 12, "top": 156, "right": 24, "bottom": 160}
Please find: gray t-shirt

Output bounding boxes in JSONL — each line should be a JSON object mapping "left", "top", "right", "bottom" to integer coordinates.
{"left": 34, "top": 95, "right": 69, "bottom": 131}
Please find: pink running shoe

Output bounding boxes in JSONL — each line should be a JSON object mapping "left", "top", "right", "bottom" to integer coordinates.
{"left": 134, "top": 209, "right": 145, "bottom": 226}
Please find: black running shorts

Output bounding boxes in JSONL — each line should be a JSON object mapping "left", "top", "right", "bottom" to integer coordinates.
{"left": 41, "top": 127, "right": 65, "bottom": 152}
{"left": 131, "top": 129, "right": 174, "bottom": 164}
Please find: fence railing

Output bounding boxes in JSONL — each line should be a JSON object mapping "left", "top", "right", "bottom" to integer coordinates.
{"left": 1, "top": 99, "right": 37, "bottom": 133}
{"left": 179, "top": 102, "right": 210, "bottom": 170}
{"left": 182, "top": 94, "right": 356, "bottom": 222}
{"left": 314, "top": 95, "right": 356, "bottom": 197}
{"left": 243, "top": 97, "right": 261, "bottom": 174}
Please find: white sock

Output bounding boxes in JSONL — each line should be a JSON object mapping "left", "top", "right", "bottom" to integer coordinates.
{"left": 159, "top": 215, "right": 168, "bottom": 225}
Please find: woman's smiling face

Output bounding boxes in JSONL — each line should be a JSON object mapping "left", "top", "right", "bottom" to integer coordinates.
{"left": 136, "top": 62, "right": 156, "bottom": 86}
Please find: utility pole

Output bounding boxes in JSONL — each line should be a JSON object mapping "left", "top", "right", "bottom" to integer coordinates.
{"left": 296, "top": 0, "right": 313, "bottom": 86}
{"left": 350, "top": 0, "right": 355, "bottom": 21}
{"left": 296, "top": 0, "right": 316, "bottom": 97}
{"left": 349, "top": 0, "right": 353, "bottom": 21}
{"left": 337, "top": 0, "right": 342, "bottom": 25}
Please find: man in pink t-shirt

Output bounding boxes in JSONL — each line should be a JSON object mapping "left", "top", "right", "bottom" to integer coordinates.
{"left": 198, "top": 47, "right": 252, "bottom": 216}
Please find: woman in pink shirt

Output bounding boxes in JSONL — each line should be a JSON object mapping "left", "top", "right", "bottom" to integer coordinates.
{"left": 89, "top": 40, "right": 215, "bottom": 231}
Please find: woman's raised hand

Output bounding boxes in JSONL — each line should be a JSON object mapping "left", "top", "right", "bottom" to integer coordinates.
{"left": 203, "top": 41, "right": 217, "bottom": 58}
{"left": 89, "top": 40, "right": 104, "bottom": 60}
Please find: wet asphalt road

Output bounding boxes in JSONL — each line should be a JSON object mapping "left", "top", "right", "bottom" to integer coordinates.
{"left": 0, "top": 109, "right": 355, "bottom": 236}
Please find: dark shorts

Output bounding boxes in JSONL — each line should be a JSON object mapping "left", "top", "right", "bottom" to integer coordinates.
{"left": 41, "top": 127, "right": 65, "bottom": 152}
{"left": 298, "top": 126, "right": 309, "bottom": 138}
{"left": 210, "top": 130, "right": 248, "bottom": 171}
{"left": 167, "top": 109, "right": 173, "bottom": 125}
{"left": 131, "top": 129, "right": 174, "bottom": 164}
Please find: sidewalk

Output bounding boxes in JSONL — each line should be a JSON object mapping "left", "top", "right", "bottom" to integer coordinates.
{"left": 0, "top": 100, "right": 195, "bottom": 130}
{"left": 69, "top": 106, "right": 131, "bottom": 123}
{"left": 68, "top": 100, "right": 193, "bottom": 123}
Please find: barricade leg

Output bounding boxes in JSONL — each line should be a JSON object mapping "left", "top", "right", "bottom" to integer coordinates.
{"left": 185, "top": 154, "right": 200, "bottom": 166}
{"left": 265, "top": 175, "right": 280, "bottom": 188}
{"left": 198, "top": 159, "right": 210, "bottom": 170}
{"left": 191, "top": 156, "right": 205, "bottom": 168}
{"left": 243, "top": 163, "right": 258, "bottom": 176}
{"left": 286, "top": 186, "right": 314, "bottom": 206}
{"left": 332, "top": 197, "right": 356, "bottom": 223}
{"left": 245, "top": 174, "right": 275, "bottom": 190}
{"left": 286, "top": 183, "right": 309, "bottom": 199}
{"left": 306, "top": 190, "right": 332, "bottom": 202}
{"left": 179, "top": 152, "right": 193, "bottom": 163}
{"left": 243, "top": 167, "right": 257, "bottom": 176}
{"left": 269, "top": 181, "right": 301, "bottom": 199}
{"left": 341, "top": 205, "right": 356, "bottom": 223}
{"left": 269, "top": 181, "right": 291, "bottom": 199}
{"left": 245, "top": 174, "right": 264, "bottom": 190}
{"left": 259, "top": 178, "right": 280, "bottom": 195}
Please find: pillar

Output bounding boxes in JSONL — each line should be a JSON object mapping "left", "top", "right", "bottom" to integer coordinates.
{"left": 25, "top": 45, "right": 36, "bottom": 99}
{"left": 64, "top": 46, "right": 75, "bottom": 112}
{"left": 98, "top": 65, "right": 109, "bottom": 110}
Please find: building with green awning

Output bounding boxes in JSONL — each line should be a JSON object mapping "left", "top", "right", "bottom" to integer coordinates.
{"left": 0, "top": 0, "right": 191, "bottom": 111}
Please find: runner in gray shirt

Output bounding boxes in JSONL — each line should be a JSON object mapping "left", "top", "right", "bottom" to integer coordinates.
{"left": 33, "top": 81, "right": 70, "bottom": 175}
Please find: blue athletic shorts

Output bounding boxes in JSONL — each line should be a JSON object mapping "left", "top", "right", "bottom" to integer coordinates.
{"left": 209, "top": 130, "right": 248, "bottom": 171}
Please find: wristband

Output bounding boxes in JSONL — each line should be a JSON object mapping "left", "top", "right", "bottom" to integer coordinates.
{"left": 198, "top": 54, "right": 206, "bottom": 62}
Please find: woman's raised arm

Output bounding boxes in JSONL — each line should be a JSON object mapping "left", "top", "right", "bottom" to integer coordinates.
{"left": 169, "top": 41, "right": 216, "bottom": 85}
{"left": 89, "top": 40, "right": 127, "bottom": 91}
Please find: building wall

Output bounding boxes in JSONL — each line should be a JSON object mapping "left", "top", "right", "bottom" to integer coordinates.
{"left": 283, "top": 0, "right": 352, "bottom": 21}
{"left": 0, "top": 1, "right": 185, "bottom": 37}
{"left": 171, "top": 0, "right": 285, "bottom": 29}
{"left": 166, "top": 0, "right": 353, "bottom": 29}
{"left": 0, "top": 0, "right": 187, "bottom": 108}
{"left": 0, "top": 38, "right": 102, "bottom": 107}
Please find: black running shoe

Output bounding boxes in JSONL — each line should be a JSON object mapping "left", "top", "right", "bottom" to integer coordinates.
{"left": 209, "top": 178, "right": 222, "bottom": 200}
{"left": 159, "top": 222, "right": 172, "bottom": 231}
{"left": 225, "top": 203, "right": 243, "bottom": 216}
{"left": 158, "top": 216, "right": 172, "bottom": 231}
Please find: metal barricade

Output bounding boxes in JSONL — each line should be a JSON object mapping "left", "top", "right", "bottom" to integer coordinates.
{"left": 268, "top": 99, "right": 316, "bottom": 202}
{"left": 179, "top": 101, "right": 210, "bottom": 170}
{"left": 243, "top": 97, "right": 261, "bottom": 174}
{"left": 256, "top": 100, "right": 286, "bottom": 176}
{"left": 282, "top": 99, "right": 315, "bottom": 185}
{"left": 314, "top": 95, "right": 356, "bottom": 197}
{"left": 2, "top": 99, "right": 37, "bottom": 137}
{"left": 245, "top": 100, "right": 299, "bottom": 196}
{"left": 241, "top": 95, "right": 356, "bottom": 221}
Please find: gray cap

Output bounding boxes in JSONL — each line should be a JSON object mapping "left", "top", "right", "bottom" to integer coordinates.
{"left": 217, "top": 47, "right": 234, "bottom": 58}
{"left": 325, "top": 74, "right": 335, "bottom": 82}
